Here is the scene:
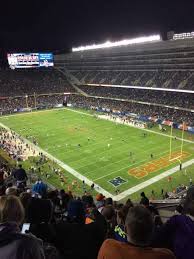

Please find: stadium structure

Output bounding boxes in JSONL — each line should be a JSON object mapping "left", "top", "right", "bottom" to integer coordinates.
{"left": 1, "top": 32, "right": 194, "bottom": 203}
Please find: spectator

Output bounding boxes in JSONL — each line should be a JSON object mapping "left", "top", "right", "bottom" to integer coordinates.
{"left": 13, "top": 164, "right": 28, "bottom": 188}
{"left": 98, "top": 205, "right": 175, "bottom": 259}
{"left": 53, "top": 200, "right": 107, "bottom": 259}
{"left": 0, "top": 195, "right": 45, "bottom": 259}
{"left": 153, "top": 187, "right": 194, "bottom": 259}
{"left": 96, "top": 193, "right": 105, "bottom": 213}
{"left": 32, "top": 179, "right": 48, "bottom": 198}
{"left": 140, "top": 191, "right": 150, "bottom": 207}
{"left": 5, "top": 186, "right": 18, "bottom": 196}
{"left": 114, "top": 205, "right": 131, "bottom": 243}
{"left": 101, "top": 205, "right": 116, "bottom": 238}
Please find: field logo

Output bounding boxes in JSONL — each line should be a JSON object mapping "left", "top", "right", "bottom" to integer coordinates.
{"left": 109, "top": 177, "right": 127, "bottom": 187}
{"left": 128, "top": 151, "right": 191, "bottom": 179}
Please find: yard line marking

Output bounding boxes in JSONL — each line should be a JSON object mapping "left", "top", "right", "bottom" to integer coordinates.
{"left": 113, "top": 159, "right": 194, "bottom": 201}
{"left": 0, "top": 122, "right": 113, "bottom": 199}
{"left": 83, "top": 142, "right": 187, "bottom": 178}
{"left": 93, "top": 143, "right": 191, "bottom": 181}
{"left": 1, "top": 108, "right": 194, "bottom": 201}
{"left": 66, "top": 108, "right": 194, "bottom": 144}
{"left": 2, "top": 107, "right": 193, "bottom": 144}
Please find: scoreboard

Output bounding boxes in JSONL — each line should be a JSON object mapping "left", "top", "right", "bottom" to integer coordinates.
{"left": 7, "top": 53, "right": 54, "bottom": 69}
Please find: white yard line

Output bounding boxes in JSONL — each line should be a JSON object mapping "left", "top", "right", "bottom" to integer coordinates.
{"left": 114, "top": 158, "right": 194, "bottom": 201}
{"left": 2, "top": 107, "right": 194, "bottom": 144}
{"left": 0, "top": 122, "right": 113, "bottom": 198}
{"left": 93, "top": 143, "right": 191, "bottom": 182}
{"left": 65, "top": 108, "right": 194, "bottom": 144}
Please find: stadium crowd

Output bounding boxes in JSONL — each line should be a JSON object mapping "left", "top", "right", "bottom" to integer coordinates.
{"left": 78, "top": 85, "right": 194, "bottom": 109}
{"left": 0, "top": 159, "right": 194, "bottom": 259}
{"left": 1, "top": 93, "right": 194, "bottom": 126}
{"left": 72, "top": 70, "right": 194, "bottom": 89}
{"left": 0, "top": 69, "right": 73, "bottom": 97}
{"left": 69, "top": 95, "right": 194, "bottom": 126}
{"left": 0, "top": 67, "right": 193, "bottom": 127}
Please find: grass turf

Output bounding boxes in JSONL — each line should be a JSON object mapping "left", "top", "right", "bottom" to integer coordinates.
{"left": 0, "top": 108, "right": 194, "bottom": 199}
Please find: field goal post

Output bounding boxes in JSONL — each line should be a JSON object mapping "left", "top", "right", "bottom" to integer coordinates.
{"left": 169, "top": 122, "right": 185, "bottom": 163}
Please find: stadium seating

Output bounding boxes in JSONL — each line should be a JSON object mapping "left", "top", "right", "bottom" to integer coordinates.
{"left": 55, "top": 38, "right": 194, "bottom": 90}
{"left": 0, "top": 69, "right": 73, "bottom": 97}
{"left": 68, "top": 95, "right": 194, "bottom": 126}
{"left": 77, "top": 85, "right": 194, "bottom": 109}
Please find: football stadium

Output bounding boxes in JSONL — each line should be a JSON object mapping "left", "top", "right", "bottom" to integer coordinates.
{"left": 0, "top": 2, "right": 194, "bottom": 258}
{"left": 1, "top": 35, "right": 194, "bottom": 201}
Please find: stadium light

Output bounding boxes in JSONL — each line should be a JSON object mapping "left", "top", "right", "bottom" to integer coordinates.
{"left": 72, "top": 35, "right": 161, "bottom": 52}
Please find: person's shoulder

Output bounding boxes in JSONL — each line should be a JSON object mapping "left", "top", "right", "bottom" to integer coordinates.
{"left": 101, "top": 239, "right": 123, "bottom": 249}
{"left": 152, "top": 247, "right": 175, "bottom": 258}
{"left": 18, "top": 233, "right": 43, "bottom": 247}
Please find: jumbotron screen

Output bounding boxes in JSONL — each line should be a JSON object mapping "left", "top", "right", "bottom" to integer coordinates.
{"left": 7, "top": 53, "right": 54, "bottom": 69}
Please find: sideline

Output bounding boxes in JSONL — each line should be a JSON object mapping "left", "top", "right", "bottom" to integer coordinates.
{"left": 65, "top": 108, "right": 194, "bottom": 144}
{"left": 0, "top": 122, "right": 113, "bottom": 198}
{"left": 114, "top": 158, "right": 194, "bottom": 201}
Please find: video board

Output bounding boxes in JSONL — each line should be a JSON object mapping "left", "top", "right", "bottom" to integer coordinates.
{"left": 7, "top": 53, "right": 54, "bottom": 69}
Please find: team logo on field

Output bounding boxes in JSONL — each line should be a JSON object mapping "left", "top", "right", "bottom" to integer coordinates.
{"left": 109, "top": 177, "right": 127, "bottom": 187}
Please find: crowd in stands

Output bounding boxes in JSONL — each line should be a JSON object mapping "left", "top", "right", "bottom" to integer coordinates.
{"left": 72, "top": 70, "right": 194, "bottom": 89}
{"left": 69, "top": 95, "right": 194, "bottom": 126}
{"left": 1, "top": 92, "right": 193, "bottom": 126}
{"left": 63, "top": 43, "right": 194, "bottom": 89}
{"left": 0, "top": 95, "right": 65, "bottom": 114}
{"left": 0, "top": 69, "right": 73, "bottom": 97}
{"left": 78, "top": 85, "right": 194, "bottom": 109}
{"left": 0, "top": 159, "right": 194, "bottom": 258}
{"left": 0, "top": 67, "right": 193, "bottom": 127}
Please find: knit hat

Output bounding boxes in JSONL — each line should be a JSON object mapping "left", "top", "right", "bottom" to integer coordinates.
{"left": 96, "top": 193, "right": 105, "bottom": 201}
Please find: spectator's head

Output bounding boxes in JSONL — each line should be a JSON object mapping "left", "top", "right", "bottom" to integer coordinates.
{"left": 125, "top": 198, "right": 133, "bottom": 208}
{"left": 82, "top": 195, "right": 94, "bottom": 208}
{"left": 96, "top": 193, "right": 105, "bottom": 202}
{"left": 175, "top": 204, "right": 184, "bottom": 215}
{"left": 185, "top": 185, "right": 194, "bottom": 200}
{"left": 141, "top": 192, "right": 146, "bottom": 198}
{"left": 20, "top": 192, "right": 32, "bottom": 212}
{"left": 105, "top": 197, "right": 113, "bottom": 206}
{"left": 18, "top": 164, "right": 22, "bottom": 169}
{"left": 0, "top": 195, "right": 24, "bottom": 225}
{"left": 125, "top": 205, "right": 153, "bottom": 246}
{"left": 183, "top": 199, "right": 194, "bottom": 217}
{"left": 117, "top": 205, "right": 131, "bottom": 225}
{"left": 68, "top": 200, "right": 85, "bottom": 224}
{"left": 5, "top": 186, "right": 18, "bottom": 196}
{"left": 26, "top": 197, "right": 53, "bottom": 224}
{"left": 102, "top": 205, "right": 115, "bottom": 222}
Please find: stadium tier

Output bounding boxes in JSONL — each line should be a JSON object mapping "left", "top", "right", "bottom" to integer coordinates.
{"left": 55, "top": 38, "right": 194, "bottom": 89}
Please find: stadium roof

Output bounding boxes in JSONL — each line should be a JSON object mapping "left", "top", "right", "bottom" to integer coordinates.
{"left": 72, "top": 35, "right": 161, "bottom": 52}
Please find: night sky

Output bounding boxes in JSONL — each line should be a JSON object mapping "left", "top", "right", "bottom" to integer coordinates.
{"left": 1, "top": 0, "right": 194, "bottom": 53}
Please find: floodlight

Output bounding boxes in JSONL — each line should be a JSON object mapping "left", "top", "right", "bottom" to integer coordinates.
{"left": 72, "top": 34, "right": 161, "bottom": 52}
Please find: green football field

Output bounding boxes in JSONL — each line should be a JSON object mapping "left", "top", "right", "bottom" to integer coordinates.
{"left": 0, "top": 108, "right": 194, "bottom": 200}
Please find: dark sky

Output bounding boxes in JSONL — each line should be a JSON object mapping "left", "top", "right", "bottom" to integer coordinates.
{"left": 1, "top": 0, "right": 194, "bottom": 53}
